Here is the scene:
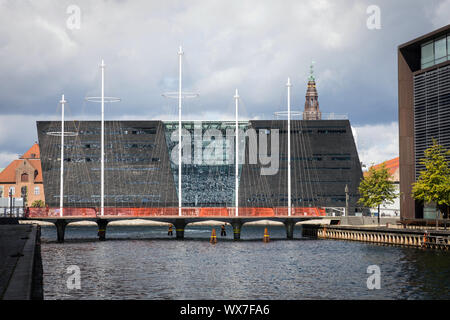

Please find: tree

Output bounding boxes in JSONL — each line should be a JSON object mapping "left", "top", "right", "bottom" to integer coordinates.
{"left": 21, "top": 186, "right": 28, "bottom": 207}
{"left": 31, "top": 200, "right": 45, "bottom": 208}
{"left": 358, "top": 163, "right": 397, "bottom": 224}
{"left": 412, "top": 140, "right": 450, "bottom": 218}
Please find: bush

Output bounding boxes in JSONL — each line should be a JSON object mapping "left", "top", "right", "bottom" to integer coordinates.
{"left": 31, "top": 200, "right": 45, "bottom": 208}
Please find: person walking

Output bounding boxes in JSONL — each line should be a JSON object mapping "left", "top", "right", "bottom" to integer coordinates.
{"left": 221, "top": 224, "right": 226, "bottom": 237}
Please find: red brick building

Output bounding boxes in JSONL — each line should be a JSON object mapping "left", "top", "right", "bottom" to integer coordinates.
{"left": 365, "top": 157, "right": 399, "bottom": 182}
{"left": 0, "top": 144, "right": 44, "bottom": 206}
{"left": 364, "top": 157, "right": 400, "bottom": 216}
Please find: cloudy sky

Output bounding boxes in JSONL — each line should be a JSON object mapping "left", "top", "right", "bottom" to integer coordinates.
{"left": 0, "top": 0, "right": 449, "bottom": 168}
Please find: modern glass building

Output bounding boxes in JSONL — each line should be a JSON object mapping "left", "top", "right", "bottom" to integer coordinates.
{"left": 36, "top": 119, "right": 363, "bottom": 213}
{"left": 398, "top": 24, "right": 450, "bottom": 219}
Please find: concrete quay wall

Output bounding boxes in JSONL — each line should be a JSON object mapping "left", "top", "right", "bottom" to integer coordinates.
{"left": 302, "top": 224, "right": 450, "bottom": 250}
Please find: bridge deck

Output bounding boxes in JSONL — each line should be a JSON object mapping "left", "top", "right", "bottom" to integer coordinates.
{"left": 23, "top": 215, "right": 337, "bottom": 224}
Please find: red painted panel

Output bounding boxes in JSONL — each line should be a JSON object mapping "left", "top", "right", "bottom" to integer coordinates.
{"left": 26, "top": 206, "right": 326, "bottom": 218}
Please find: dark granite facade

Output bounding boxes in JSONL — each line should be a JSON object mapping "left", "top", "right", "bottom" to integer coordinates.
{"left": 37, "top": 120, "right": 362, "bottom": 212}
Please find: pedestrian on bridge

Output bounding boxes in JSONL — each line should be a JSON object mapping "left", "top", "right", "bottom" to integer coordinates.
{"left": 221, "top": 224, "right": 226, "bottom": 237}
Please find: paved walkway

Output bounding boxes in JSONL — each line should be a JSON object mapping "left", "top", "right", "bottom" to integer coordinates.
{"left": 0, "top": 224, "right": 39, "bottom": 299}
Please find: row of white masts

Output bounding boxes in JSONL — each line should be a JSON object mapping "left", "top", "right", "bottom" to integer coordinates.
{"left": 57, "top": 47, "right": 294, "bottom": 217}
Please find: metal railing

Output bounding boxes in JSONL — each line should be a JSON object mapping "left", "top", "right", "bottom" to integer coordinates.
{"left": 273, "top": 112, "right": 348, "bottom": 120}
{"left": 0, "top": 207, "right": 25, "bottom": 218}
{"left": 320, "top": 113, "right": 348, "bottom": 120}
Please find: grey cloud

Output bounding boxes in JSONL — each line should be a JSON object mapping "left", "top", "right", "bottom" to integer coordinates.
{"left": 0, "top": 0, "right": 448, "bottom": 166}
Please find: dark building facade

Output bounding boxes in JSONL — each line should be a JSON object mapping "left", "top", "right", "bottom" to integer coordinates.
{"left": 398, "top": 24, "right": 450, "bottom": 219}
{"left": 37, "top": 119, "right": 362, "bottom": 212}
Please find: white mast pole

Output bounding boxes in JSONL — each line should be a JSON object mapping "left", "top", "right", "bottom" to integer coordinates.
{"left": 287, "top": 77, "right": 292, "bottom": 217}
{"left": 101, "top": 59, "right": 105, "bottom": 216}
{"left": 234, "top": 89, "right": 239, "bottom": 217}
{"left": 178, "top": 46, "right": 183, "bottom": 217}
{"left": 59, "top": 94, "right": 66, "bottom": 217}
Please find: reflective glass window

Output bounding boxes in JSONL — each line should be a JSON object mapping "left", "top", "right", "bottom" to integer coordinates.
{"left": 434, "top": 36, "right": 447, "bottom": 64}
{"left": 421, "top": 41, "right": 434, "bottom": 69}
{"left": 448, "top": 35, "right": 450, "bottom": 59}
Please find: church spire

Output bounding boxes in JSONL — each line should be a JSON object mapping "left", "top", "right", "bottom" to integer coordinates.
{"left": 303, "top": 61, "right": 321, "bottom": 120}
{"left": 308, "top": 61, "right": 315, "bottom": 81}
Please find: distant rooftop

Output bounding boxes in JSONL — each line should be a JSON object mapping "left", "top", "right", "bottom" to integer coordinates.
{"left": 0, "top": 144, "right": 43, "bottom": 184}
{"left": 364, "top": 157, "right": 399, "bottom": 182}
{"left": 20, "top": 143, "right": 40, "bottom": 159}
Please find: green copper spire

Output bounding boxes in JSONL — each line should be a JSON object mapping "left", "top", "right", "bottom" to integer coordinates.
{"left": 308, "top": 61, "right": 315, "bottom": 81}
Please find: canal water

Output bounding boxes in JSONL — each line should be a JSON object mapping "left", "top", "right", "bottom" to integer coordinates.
{"left": 40, "top": 224, "right": 450, "bottom": 300}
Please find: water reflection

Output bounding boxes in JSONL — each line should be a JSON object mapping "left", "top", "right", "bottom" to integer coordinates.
{"left": 40, "top": 225, "right": 450, "bottom": 300}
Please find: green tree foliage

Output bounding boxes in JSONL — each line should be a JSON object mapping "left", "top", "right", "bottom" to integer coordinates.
{"left": 412, "top": 140, "right": 450, "bottom": 211}
{"left": 31, "top": 200, "right": 45, "bottom": 208}
{"left": 358, "top": 163, "right": 397, "bottom": 215}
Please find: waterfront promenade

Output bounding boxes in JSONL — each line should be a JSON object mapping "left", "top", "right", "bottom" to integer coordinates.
{"left": 0, "top": 223, "right": 43, "bottom": 300}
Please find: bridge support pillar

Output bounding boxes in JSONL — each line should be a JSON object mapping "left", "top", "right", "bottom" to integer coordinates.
{"left": 97, "top": 219, "right": 109, "bottom": 241}
{"left": 174, "top": 220, "right": 186, "bottom": 240}
{"left": 231, "top": 220, "right": 242, "bottom": 240}
{"left": 284, "top": 220, "right": 296, "bottom": 239}
{"left": 55, "top": 220, "right": 67, "bottom": 243}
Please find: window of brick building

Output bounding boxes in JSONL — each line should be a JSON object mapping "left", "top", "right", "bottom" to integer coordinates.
{"left": 34, "top": 187, "right": 40, "bottom": 195}
{"left": 21, "top": 173, "right": 29, "bottom": 182}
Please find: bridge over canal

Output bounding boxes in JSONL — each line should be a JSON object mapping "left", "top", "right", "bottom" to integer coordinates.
{"left": 21, "top": 208, "right": 341, "bottom": 242}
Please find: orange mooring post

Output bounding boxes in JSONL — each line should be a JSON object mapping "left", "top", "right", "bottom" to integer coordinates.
{"left": 210, "top": 228, "right": 217, "bottom": 244}
{"left": 263, "top": 227, "right": 270, "bottom": 243}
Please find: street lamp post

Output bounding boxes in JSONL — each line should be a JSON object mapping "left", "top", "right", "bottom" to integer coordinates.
{"left": 162, "top": 47, "right": 198, "bottom": 217}
{"left": 287, "top": 78, "right": 292, "bottom": 217}
{"left": 178, "top": 47, "right": 183, "bottom": 217}
{"left": 345, "top": 184, "right": 349, "bottom": 217}
{"left": 9, "top": 189, "right": 13, "bottom": 218}
{"left": 378, "top": 204, "right": 381, "bottom": 225}
{"left": 46, "top": 95, "right": 78, "bottom": 217}
{"left": 85, "top": 60, "right": 121, "bottom": 216}
{"left": 234, "top": 89, "right": 240, "bottom": 217}
{"left": 100, "top": 60, "right": 105, "bottom": 217}
{"left": 60, "top": 95, "right": 66, "bottom": 217}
